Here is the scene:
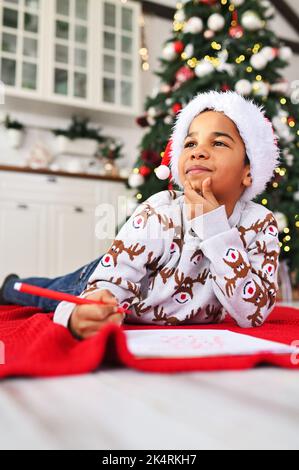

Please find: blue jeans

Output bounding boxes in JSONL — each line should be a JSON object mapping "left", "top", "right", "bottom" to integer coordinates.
{"left": 2, "top": 256, "right": 103, "bottom": 312}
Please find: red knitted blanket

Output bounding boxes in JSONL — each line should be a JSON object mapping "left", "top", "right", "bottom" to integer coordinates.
{"left": 0, "top": 304, "right": 298, "bottom": 378}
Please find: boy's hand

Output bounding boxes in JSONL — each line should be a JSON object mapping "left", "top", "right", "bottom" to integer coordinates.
{"left": 184, "top": 176, "right": 220, "bottom": 220}
{"left": 69, "top": 289, "right": 125, "bottom": 339}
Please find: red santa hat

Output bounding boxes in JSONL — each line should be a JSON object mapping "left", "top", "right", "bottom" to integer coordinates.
{"left": 155, "top": 90, "right": 280, "bottom": 202}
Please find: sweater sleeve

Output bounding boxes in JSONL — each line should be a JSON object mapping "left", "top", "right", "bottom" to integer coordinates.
{"left": 53, "top": 198, "right": 169, "bottom": 327}
{"left": 191, "top": 205, "right": 280, "bottom": 328}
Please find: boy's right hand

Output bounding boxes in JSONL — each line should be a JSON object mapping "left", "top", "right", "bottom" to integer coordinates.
{"left": 68, "top": 289, "right": 125, "bottom": 339}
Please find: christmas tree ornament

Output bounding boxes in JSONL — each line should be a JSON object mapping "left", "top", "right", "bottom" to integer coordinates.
{"left": 175, "top": 9, "right": 185, "bottom": 23}
{"left": 279, "top": 46, "right": 293, "bottom": 62}
{"left": 174, "top": 40, "right": 185, "bottom": 54}
{"left": 207, "top": 13, "right": 225, "bottom": 32}
{"left": 147, "top": 116, "right": 156, "bottom": 126}
{"left": 128, "top": 172, "right": 145, "bottom": 188}
{"left": 157, "top": 90, "right": 280, "bottom": 203}
{"left": 195, "top": 60, "right": 214, "bottom": 77}
{"left": 230, "top": 0, "right": 245, "bottom": 6}
{"left": 164, "top": 116, "right": 173, "bottom": 125}
{"left": 270, "top": 80, "right": 289, "bottom": 95}
{"left": 139, "top": 166, "right": 151, "bottom": 177}
{"left": 175, "top": 66, "right": 195, "bottom": 84}
{"left": 162, "top": 43, "right": 177, "bottom": 61}
{"left": 250, "top": 52, "right": 268, "bottom": 70}
{"left": 184, "top": 43, "right": 194, "bottom": 59}
{"left": 260, "top": 46, "right": 277, "bottom": 61}
{"left": 229, "top": 10, "right": 244, "bottom": 38}
{"left": 147, "top": 106, "right": 158, "bottom": 117}
{"left": 184, "top": 17, "right": 204, "bottom": 34}
{"left": 241, "top": 10, "right": 263, "bottom": 31}
{"left": 235, "top": 79, "right": 252, "bottom": 96}
{"left": 252, "top": 80, "right": 269, "bottom": 97}
{"left": 216, "top": 49, "right": 235, "bottom": 76}
{"left": 203, "top": 29, "right": 215, "bottom": 39}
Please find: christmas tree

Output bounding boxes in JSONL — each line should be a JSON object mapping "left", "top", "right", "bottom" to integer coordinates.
{"left": 127, "top": 0, "right": 299, "bottom": 288}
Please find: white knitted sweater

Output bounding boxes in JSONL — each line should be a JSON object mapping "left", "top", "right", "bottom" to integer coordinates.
{"left": 53, "top": 190, "right": 280, "bottom": 328}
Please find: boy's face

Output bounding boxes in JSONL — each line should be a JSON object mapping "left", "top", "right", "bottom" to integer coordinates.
{"left": 178, "top": 110, "right": 252, "bottom": 206}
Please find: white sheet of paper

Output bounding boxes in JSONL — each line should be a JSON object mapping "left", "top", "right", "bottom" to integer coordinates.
{"left": 125, "top": 329, "right": 297, "bottom": 358}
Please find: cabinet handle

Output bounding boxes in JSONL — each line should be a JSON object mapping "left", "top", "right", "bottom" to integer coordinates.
{"left": 74, "top": 206, "right": 84, "bottom": 213}
{"left": 47, "top": 176, "right": 57, "bottom": 183}
{"left": 18, "top": 204, "right": 29, "bottom": 210}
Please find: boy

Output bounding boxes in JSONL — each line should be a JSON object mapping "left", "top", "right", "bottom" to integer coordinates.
{"left": 0, "top": 91, "right": 281, "bottom": 339}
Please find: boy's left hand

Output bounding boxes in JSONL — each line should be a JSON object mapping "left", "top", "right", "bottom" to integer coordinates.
{"left": 184, "top": 177, "right": 220, "bottom": 220}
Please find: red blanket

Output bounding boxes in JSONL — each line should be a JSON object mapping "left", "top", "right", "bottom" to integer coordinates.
{"left": 0, "top": 304, "right": 299, "bottom": 378}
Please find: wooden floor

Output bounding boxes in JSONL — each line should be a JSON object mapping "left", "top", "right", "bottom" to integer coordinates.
{"left": 0, "top": 302, "right": 298, "bottom": 450}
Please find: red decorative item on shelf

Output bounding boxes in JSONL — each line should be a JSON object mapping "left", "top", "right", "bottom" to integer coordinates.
{"left": 174, "top": 40, "right": 184, "bottom": 54}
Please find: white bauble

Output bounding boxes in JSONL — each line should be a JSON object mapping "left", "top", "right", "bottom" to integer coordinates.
{"left": 260, "top": 46, "right": 276, "bottom": 61}
{"left": 250, "top": 52, "right": 268, "bottom": 70}
{"left": 207, "top": 13, "right": 225, "bottom": 32}
{"left": 147, "top": 116, "right": 156, "bottom": 126}
{"left": 162, "top": 43, "right": 176, "bottom": 61}
{"left": 241, "top": 10, "right": 263, "bottom": 31}
{"left": 273, "top": 212, "right": 288, "bottom": 232}
{"left": 165, "top": 98, "right": 172, "bottom": 106}
{"left": 184, "top": 43, "right": 194, "bottom": 59}
{"left": 184, "top": 17, "right": 203, "bottom": 34}
{"left": 294, "top": 191, "right": 299, "bottom": 202}
{"left": 231, "top": 0, "right": 245, "bottom": 6}
{"left": 279, "top": 46, "right": 293, "bottom": 62}
{"left": 252, "top": 80, "right": 269, "bottom": 97}
{"left": 284, "top": 151, "right": 294, "bottom": 167}
{"left": 164, "top": 115, "right": 173, "bottom": 125}
{"left": 235, "top": 79, "right": 252, "bottom": 96}
{"left": 195, "top": 61, "right": 214, "bottom": 77}
{"left": 128, "top": 172, "right": 145, "bottom": 188}
{"left": 147, "top": 106, "right": 157, "bottom": 117}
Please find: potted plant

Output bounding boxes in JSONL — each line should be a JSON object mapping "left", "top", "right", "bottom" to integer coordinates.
{"left": 4, "top": 115, "right": 25, "bottom": 149}
{"left": 97, "top": 137, "right": 124, "bottom": 176}
{"left": 53, "top": 116, "right": 104, "bottom": 157}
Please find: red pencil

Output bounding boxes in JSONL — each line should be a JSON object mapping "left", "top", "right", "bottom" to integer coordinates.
{"left": 14, "top": 282, "right": 131, "bottom": 315}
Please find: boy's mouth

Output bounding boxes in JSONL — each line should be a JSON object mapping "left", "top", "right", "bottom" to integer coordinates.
{"left": 185, "top": 165, "right": 212, "bottom": 175}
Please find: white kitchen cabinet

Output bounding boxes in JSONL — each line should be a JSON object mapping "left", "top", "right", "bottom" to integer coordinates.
{"left": 0, "top": 200, "right": 48, "bottom": 279}
{"left": 0, "top": 0, "right": 141, "bottom": 114}
{"left": 0, "top": 170, "right": 131, "bottom": 283}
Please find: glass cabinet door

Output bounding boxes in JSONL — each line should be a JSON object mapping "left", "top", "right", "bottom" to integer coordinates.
{"left": 52, "top": 0, "right": 89, "bottom": 100}
{"left": 0, "top": 0, "right": 42, "bottom": 92}
{"left": 100, "top": 0, "right": 139, "bottom": 110}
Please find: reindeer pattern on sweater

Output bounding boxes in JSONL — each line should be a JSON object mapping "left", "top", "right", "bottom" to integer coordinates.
{"left": 53, "top": 190, "right": 280, "bottom": 328}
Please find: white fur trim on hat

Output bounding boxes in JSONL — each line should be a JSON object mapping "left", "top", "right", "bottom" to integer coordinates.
{"left": 170, "top": 90, "right": 281, "bottom": 202}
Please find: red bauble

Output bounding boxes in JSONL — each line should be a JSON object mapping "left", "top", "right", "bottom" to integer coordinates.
{"left": 136, "top": 115, "right": 149, "bottom": 127}
{"left": 174, "top": 40, "right": 184, "bottom": 54}
{"left": 175, "top": 66, "right": 194, "bottom": 83}
{"left": 200, "top": 0, "right": 218, "bottom": 4}
{"left": 139, "top": 166, "right": 151, "bottom": 177}
{"left": 172, "top": 103, "right": 182, "bottom": 114}
{"left": 229, "top": 25, "right": 244, "bottom": 38}
{"left": 221, "top": 83, "right": 230, "bottom": 91}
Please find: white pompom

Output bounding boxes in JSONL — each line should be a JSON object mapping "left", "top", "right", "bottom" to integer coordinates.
{"left": 207, "top": 13, "right": 225, "bottom": 32}
{"left": 128, "top": 172, "right": 145, "bottom": 188}
{"left": 250, "top": 52, "right": 268, "bottom": 70}
{"left": 279, "top": 46, "right": 293, "bottom": 62}
{"left": 241, "top": 11, "right": 263, "bottom": 31}
{"left": 195, "top": 60, "right": 214, "bottom": 77}
{"left": 155, "top": 165, "right": 170, "bottom": 180}
{"left": 184, "top": 17, "right": 203, "bottom": 34}
{"left": 235, "top": 79, "right": 252, "bottom": 96}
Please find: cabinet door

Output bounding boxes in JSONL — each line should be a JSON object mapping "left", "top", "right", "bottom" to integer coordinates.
{"left": 96, "top": 0, "right": 141, "bottom": 113}
{"left": 0, "top": 201, "right": 48, "bottom": 283}
{"left": 0, "top": 0, "right": 44, "bottom": 95}
{"left": 48, "top": 203, "right": 101, "bottom": 277}
{"left": 46, "top": 0, "right": 91, "bottom": 103}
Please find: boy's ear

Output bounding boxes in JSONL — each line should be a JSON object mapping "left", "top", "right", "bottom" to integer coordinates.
{"left": 242, "top": 166, "right": 252, "bottom": 188}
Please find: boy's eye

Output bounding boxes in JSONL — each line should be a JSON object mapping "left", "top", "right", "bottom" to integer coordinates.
{"left": 184, "top": 141, "right": 195, "bottom": 148}
{"left": 214, "top": 141, "right": 228, "bottom": 147}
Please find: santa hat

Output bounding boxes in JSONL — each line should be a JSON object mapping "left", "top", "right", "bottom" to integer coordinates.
{"left": 155, "top": 90, "right": 280, "bottom": 202}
